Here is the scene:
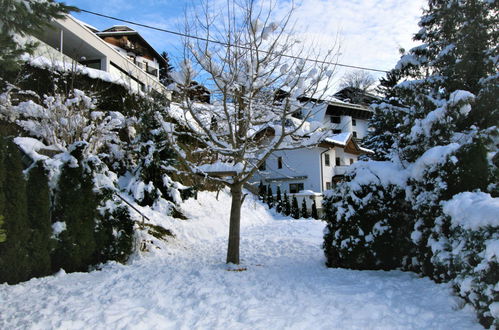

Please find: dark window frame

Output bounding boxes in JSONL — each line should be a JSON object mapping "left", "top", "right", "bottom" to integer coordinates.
{"left": 330, "top": 116, "right": 341, "bottom": 124}
{"left": 289, "top": 183, "right": 304, "bottom": 194}
{"left": 324, "top": 154, "right": 330, "bottom": 166}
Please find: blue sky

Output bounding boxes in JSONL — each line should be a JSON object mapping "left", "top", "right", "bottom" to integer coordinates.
{"left": 65, "top": 0, "right": 426, "bottom": 84}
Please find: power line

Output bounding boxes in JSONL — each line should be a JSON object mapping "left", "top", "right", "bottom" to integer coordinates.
{"left": 78, "top": 8, "right": 389, "bottom": 73}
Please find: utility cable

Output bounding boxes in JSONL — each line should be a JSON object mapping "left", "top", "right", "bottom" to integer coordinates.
{"left": 78, "top": 8, "right": 390, "bottom": 73}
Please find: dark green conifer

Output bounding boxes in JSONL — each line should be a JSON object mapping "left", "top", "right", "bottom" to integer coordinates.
{"left": 0, "top": 216, "right": 5, "bottom": 243}
{"left": 94, "top": 199, "right": 134, "bottom": 264}
{"left": 275, "top": 186, "right": 283, "bottom": 213}
{"left": 266, "top": 185, "right": 274, "bottom": 209}
{"left": 159, "top": 51, "right": 175, "bottom": 87}
{"left": 311, "top": 200, "right": 319, "bottom": 219}
{"left": 51, "top": 144, "right": 98, "bottom": 273}
{"left": 283, "top": 191, "right": 291, "bottom": 216}
{"left": 0, "top": 139, "right": 31, "bottom": 284}
{"left": 301, "top": 198, "right": 309, "bottom": 218}
{"left": 258, "top": 180, "right": 266, "bottom": 202}
{"left": 291, "top": 196, "right": 300, "bottom": 219}
{"left": 26, "top": 161, "right": 52, "bottom": 278}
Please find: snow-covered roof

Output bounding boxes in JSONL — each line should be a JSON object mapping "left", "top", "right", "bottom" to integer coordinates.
{"left": 323, "top": 132, "right": 351, "bottom": 146}
{"left": 321, "top": 132, "right": 374, "bottom": 154}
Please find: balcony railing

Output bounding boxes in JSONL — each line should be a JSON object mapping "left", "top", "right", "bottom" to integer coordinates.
{"left": 334, "top": 165, "right": 349, "bottom": 176}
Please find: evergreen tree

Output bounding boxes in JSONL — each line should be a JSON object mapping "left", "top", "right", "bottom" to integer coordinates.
{"left": 0, "top": 215, "right": 5, "bottom": 243}
{"left": 275, "top": 186, "right": 283, "bottom": 213}
{"left": 323, "top": 1, "right": 498, "bottom": 326}
{"left": 266, "top": 185, "right": 274, "bottom": 209}
{"left": 0, "top": 138, "right": 5, "bottom": 244}
{"left": 94, "top": 197, "right": 134, "bottom": 264}
{"left": 51, "top": 143, "right": 98, "bottom": 273}
{"left": 26, "top": 161, "right": 52, "bottom": 278}
{"left": 0, "top": 139, "right": 31, "bottom": 284}
{"left": 159, "top": 51, "right": 175, "bottom": 87}
{"left": 301, "top": 198, "right": 309, "bottom": 218}
{"left": 0, "top": 0, "right": 76, "bottom": 71}
{"left": 311, "top": 200, "right": 318, "bottom": 219}
{"left": 291, "top": 196, "right": 300, "bottom": 219}
{"left": 283, "top": 191, "right": 291, "bottom": 216}
{"left": 258, "top": 180, "right": 266, "bottom": 202}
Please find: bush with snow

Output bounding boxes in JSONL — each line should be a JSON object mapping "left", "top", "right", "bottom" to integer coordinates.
{"left": 323, "top": 0, "right": 498, "bottom": 327}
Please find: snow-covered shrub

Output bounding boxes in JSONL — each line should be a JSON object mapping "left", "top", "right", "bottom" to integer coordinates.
{"left": 51, "top": 143, "right": 100, "bottom": 273}
{"left": 1, "top": 87, "right": 125, "bottom": 156}
{"left": 51, "top": 142, "right": 135, "bottom": 273}
{"left": 434, "top": 192, "right": 499, "bottom": 328}
{"left": 323, "top": 1, "right": 498, "bottom": 326}
{"left": 323, "top": 162, "right": 414, "bottom": 270}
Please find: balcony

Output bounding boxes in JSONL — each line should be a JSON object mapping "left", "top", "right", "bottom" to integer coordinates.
{"left": 146, "top": 66, "right": 158, "bottom": 77}
{"left": 334, "top": 165, "right": 349, "bottom": 176}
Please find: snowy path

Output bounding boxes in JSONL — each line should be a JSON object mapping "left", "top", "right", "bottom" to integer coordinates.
{"left": 0, "top": 194, "right": 480, "bottom": 329}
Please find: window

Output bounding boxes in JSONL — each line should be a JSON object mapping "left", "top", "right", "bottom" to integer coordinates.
{"left": 333, "top": 129, "right": 342, "bottom": 134}
{"left": 326, "top": 182, "right": 331, "bottom": 190}
{"left": 349, "top": 158, "right": 354, "bottom": 165}
{"left": 330, "top": 116, "right": 341, "bottom": 124}
{"left": 289, "top": 183, "right": 304, "bottom": 194}
{"left": 352, "top": 119, "right": 357, "bottom": 126}
{"left": 352, "top": 131, "right": 358, "bottom": 138}
{"left": 324, "top": 154, "right": 330, "bottom": 166}
{"left": 277, "top": 157, "right": 283, "bottom": 169}
{"left": 335, "top": 157, "right": 341, "bottom": 166}
{"left": 259, "top": 161, "right": 266, "bottom": 171}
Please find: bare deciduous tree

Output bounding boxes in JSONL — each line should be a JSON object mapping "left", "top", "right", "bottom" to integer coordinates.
{"left": 163, "top": 0, "right": 338, "bottom": 265}
{"left": 339, "top": 70, "right": 376, "bottom": 92}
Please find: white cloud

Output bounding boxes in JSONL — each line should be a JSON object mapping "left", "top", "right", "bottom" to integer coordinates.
{"left": 71, "top": 0, "right": 427, "bottom": 90}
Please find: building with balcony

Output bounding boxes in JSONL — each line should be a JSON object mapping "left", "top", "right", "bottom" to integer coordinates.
{"left": 251, "top": 91, "right": 375, "bottom": 215}
{"left": 33, "top": 15, "right": 170, "bottom": 96}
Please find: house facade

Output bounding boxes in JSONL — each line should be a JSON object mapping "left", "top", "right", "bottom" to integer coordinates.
{"left": 251, "top": 96, "right": 374, "bottom": 214}
{"left": 32, "top": 15, "right": 170, "bottom": 96}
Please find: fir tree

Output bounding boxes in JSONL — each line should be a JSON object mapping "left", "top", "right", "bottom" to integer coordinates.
{"left": 283, "top": 191, "right": 291, "bottom": 216}
{"left": 311, "top": 200, "right": 319, "bottom": 219}
{"left": 0, "top": 0, "right": 76, "bottom": 71}
{"left": 266, "top": 185, "right": 274, "bottom": 209}
{"left": 51, "top": 143, "right": 98, "bottom": 273}
{"left": 301, "top": 198, "right": 309, "bottom": 218}
{"left": 0, "top": 215, "right": 5, "bottom": 243}
{"left": 258, "top": 180, "right": 266, "bottom": 202}
{"left": 26, "top": 161, "right": 52, "bottom": 278}
{"left": 0, "top": 139, "right": 31, "bottom": 284}
{"left": 94, "top": 197, "right": 134, "bottom": 264}
{"left": 0, "top": 138, "right": 5, "bottom": 244}
{"left": 323, "top": 1, "right": 499, "bottom": 327}
{"left": 159, "top": 51, "right": 175, "bottom": 87}
{"left": 275, "top": 186, "right": 283, "bottom": 213}
{"left": 291, "top": 196, "right": 300, "bottom": 219}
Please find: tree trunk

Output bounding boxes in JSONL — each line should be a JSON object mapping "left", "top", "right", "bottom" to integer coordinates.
{"left": 226, "top": 183, "right": 243, "bottom": 264}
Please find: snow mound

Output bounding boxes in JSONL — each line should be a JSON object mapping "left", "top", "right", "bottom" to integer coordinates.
{"left": 443, "top": 191, "right": 499, "bottom": 230}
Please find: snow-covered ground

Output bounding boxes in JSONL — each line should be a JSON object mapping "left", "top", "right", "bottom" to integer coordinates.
{"left": 0, "top": 191, "right": 481, "bottom": 329}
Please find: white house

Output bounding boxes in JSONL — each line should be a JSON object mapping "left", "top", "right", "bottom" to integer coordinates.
{"left": 32, "top": 15, "right": 170, "bottom": 96}
{"left": 250, "top": 96, "right": 374, "bottom": 214}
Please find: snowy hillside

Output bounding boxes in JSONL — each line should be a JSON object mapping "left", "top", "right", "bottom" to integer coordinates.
{"left": 0, "top": 191, "right": 480, "bottom": 329}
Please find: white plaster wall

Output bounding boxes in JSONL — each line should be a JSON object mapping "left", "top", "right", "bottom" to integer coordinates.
{"left": 352, "top": 118, "right": 369, "bottom": 139}
{"left": 252, "top": 148, "right": 322, "bottom": 194}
